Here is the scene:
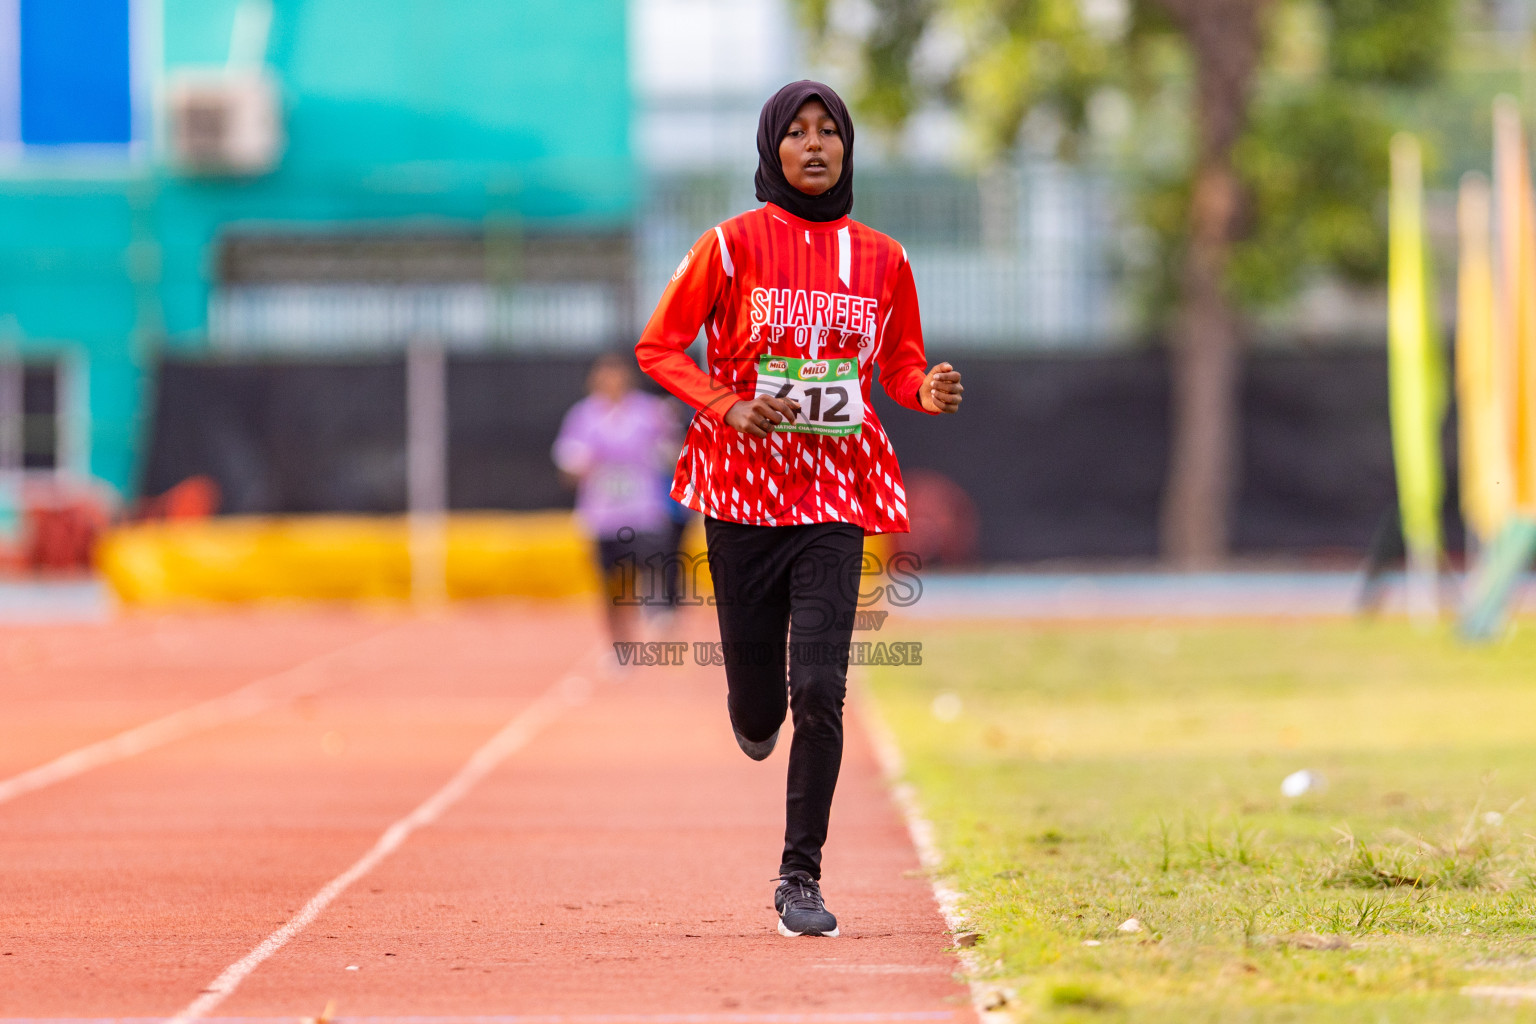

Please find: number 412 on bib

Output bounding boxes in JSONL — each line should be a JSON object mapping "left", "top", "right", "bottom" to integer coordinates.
{"left": 754, "top": 355, "right": 864, "bottom": 437}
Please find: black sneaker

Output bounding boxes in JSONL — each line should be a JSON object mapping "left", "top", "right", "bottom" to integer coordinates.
{"left": 734, "top": 725, "right": 780, "bottom": 761}
{"left": 774, "top": 871, "right": 839, "bottom": 937}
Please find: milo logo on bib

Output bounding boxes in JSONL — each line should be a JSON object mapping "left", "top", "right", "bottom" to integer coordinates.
{"left": 755, "top": 354, "right": 864, "bottom": 437}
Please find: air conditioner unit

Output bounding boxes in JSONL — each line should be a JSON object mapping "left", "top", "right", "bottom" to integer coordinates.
{"left": 167, "top": 71, "right": 283, "bottom": 175}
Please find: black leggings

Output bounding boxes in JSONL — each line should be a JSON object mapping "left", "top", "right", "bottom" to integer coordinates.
{"left": 705, "top": 517, "right": 863, "bottom": 879}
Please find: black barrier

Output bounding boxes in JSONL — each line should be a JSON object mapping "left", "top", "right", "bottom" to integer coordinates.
{"left": 144, "top": 356, "right": 596, "bottom": 515}
{"left": 144, "top": 359, "right": 408, "bottom": 514}
{"left": 141, "top": 349, "right": 1453, "bottom": 562}
{"left": 870, "top": 352, "right": 1170, "bottom": 562}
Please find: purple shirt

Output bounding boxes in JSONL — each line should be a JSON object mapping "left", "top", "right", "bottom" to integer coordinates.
{"left": 552, "top": 391, "right": 678, "bottom": 539}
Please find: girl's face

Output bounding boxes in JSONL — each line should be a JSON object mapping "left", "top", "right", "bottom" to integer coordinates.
{"left": 778, "top": 99, "right": 843, "bottom": 196}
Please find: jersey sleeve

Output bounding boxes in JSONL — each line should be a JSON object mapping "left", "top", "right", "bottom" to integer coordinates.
{"left": 635, "top": 228, "right": 744, "bottom": 422}
{"left": 876, "top": 253, "right": 935, "bottom": 415}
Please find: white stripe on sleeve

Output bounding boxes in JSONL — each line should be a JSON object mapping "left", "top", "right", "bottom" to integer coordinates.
{"left": 714, "top": 226, "right": 735, "bottom": 277}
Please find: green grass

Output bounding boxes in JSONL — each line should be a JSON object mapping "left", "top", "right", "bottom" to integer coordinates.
{"left": 865, "top": 619, "right": 1536, "bottom": 1022}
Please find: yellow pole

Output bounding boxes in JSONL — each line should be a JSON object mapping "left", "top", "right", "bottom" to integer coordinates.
{"left": 1462, "top": 100, "right": 1536, "bottom": 640}
{"left": 1456, "top": 172, "right": 1509, "bottom": 549}
{"left": 1388, "top": 133, "right": 1446, "bottom": 622}
{"left": 1494, "top": 96, "right": 1536, "bottom": 513}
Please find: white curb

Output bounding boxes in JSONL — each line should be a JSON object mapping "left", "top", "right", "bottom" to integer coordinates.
{"left": 855, "top": 676, "right": 1014, "bottom": 1023}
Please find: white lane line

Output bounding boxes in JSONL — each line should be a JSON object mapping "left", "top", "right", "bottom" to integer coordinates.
{"left": 853, "top": 673, "right": 1007, "bottom": 1024}
{"left": 163, "top": 655, "right": 601, "bottom": 1024}
{"left": 0, "top": 631, "right": 394, "bottom": 809}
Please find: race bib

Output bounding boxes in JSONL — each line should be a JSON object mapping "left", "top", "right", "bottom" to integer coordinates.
{"left": 591, "top": 464, "right": 645, "bottom": 500}
{"left": 755, "top": 355, "right": 864, "bottom": 437}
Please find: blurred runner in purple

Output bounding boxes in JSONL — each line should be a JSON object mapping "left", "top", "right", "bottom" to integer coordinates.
{"left": 553, "top": 352, "right": 681, "bottom": 645}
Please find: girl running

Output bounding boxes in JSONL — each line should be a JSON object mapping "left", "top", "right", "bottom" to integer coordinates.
{"left": 635, "top": 80, "right": 963, "bottom": 938}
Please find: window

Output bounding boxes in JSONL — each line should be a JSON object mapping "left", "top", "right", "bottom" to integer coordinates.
{"left": 0, "top": 0, "right": 147, "bottom": 155}
{"left": 0, "top": 361, "right": 59, "bottom": 473}
{"left": 20, "top": 0, "right": 132, "bottom": 145}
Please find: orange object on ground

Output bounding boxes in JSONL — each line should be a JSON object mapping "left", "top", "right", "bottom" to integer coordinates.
{"left": 19, "top": 479, "right": 113, "bottom": 573}
{"left": 135, "top": 475, "right": 222, "bottom": 520}
{"left": 903, "top": 469, "right": 980, "bottom": 567}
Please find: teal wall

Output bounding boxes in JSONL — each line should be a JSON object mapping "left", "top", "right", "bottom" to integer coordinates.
{"left": 0, "top": 0, "right": 632, "bottom": 497}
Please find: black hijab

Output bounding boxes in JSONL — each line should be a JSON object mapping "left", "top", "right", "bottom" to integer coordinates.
{"left": 754, "top": 80, "right": 855, "bottom": 222}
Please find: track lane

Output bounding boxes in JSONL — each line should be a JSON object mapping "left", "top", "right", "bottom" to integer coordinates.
{"left": 0, "top": 1016, "right": 956, "bottom": 1023}
{"left": 214, "top": 609, "right": 973, "bottom": 1020}
{"left": 0, "top": 608, "right": 604, "bottom": 1017}
{"left": 0, "top": 614, "right": 386, "bottom": 782}
{"left": 0, "top": 627, "right": 402, "bottom": 807}
{"left": 2, "top": 607, "right": 969, "bottom": 1020}
{"left": 165, "top": 657, "right": 600, "bottom": 1023}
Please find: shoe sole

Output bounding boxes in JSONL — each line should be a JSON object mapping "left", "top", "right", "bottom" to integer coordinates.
{"left": 778, "top": 919, "right": 839, "bottom": 938}
{"left": 735, "top": 727, "right": 780, "bottom": 761}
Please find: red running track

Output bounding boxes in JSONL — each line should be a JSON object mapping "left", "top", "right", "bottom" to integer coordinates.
{"left": 0, "top": 607, "right": 974, "bottom": 1023}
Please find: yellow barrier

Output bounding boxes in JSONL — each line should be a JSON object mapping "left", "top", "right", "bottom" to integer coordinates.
{"left": 99, "top": 513, "right": 607, "bottom": 605}
{"left": 98, "top": 512, "right": 888, "bottom": 606}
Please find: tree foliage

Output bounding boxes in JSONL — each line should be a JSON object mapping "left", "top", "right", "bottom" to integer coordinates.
{"left": 1323, "top": 0, "right": 1453, "bottom": 86}
{"left": 1230, "top": 85, "right": 1396, "bottom": 302}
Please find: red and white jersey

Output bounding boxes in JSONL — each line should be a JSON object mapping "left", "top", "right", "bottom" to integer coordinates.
{"left": 636, "top": 202, "right": 935, "bottom": 534}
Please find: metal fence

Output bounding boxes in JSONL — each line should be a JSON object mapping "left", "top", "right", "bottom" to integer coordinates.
{"left": 210, "top": 230, "right": 635, "bottom": 354}
{"left": 207, "top": 162, "right": 1128, "bottom": 354}
{"left": 212, "top": 283, "right": 627, "bottom": 353}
